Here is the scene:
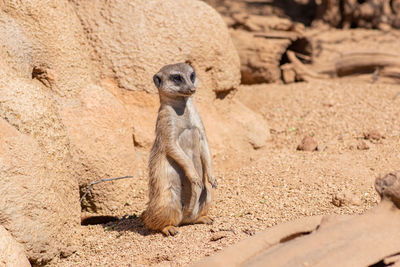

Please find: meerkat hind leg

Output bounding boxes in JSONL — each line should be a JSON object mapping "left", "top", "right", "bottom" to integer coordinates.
{"left": 194, "top": 216, "right": 213, "bottom": 225}
{"left": 162, "top": 225, "right": 179, "bottom": 236}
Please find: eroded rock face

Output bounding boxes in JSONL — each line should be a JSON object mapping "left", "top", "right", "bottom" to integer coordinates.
{"left": 0, "top": 0, "right": 94, "bottom": 97}
{"left": 61, "top": 84, "right": 137, "bottom": 213}
{"left": 0, "top": 0, "right": 242, "bottom": 263}
{"left": 0, "top": 116, "right": 78, "bottom": 265}
{"left": 70, "top": 0, "right": 241, "bottom": 96}
{"left": 0, "top": 226, "right": 30, "bottom": 267}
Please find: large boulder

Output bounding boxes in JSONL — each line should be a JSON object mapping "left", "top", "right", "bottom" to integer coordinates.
{"left": 0, "top": 0, "right": 138, "bottom": 216}
{"left": 0, "top": 0, "right": 132, "bottom": 262}
{"left": 0, "top": 9, "right": 83, "bottom": 257}
{"left": 61, "top": 84, "right": 137, "bottom": 213}
{"left": 0, "top": 0, "right": 242, "bottom": 263}
{"left": 0, "top": 0, "right": 94, "bottom": 97}
{"left": 70, "top": 0, "right": 241, "bottom": 96}
{"left": 0, "top": 226, "right": 30, "bottom": 267}
{"left": 0, "top": 113, "right": 79, "bottom": 265}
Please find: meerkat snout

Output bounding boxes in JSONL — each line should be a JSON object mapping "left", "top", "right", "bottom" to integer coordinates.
{"left": 153, "top": 63, "right": 198, "bottom": 97}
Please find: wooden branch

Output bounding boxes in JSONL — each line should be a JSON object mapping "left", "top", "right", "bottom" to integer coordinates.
{"left": 254, "top": 31, "right": 301, "bottom": 41}
{"left": 335, "top": 52, "right": 400, "bottom": 77}
{"left": 286, "top": 50, "right": 330, "bottom": 81}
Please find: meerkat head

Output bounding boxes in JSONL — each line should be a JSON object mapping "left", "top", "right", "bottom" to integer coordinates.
{"left": 153, "top": 63, "right": 198, "bottom": 98}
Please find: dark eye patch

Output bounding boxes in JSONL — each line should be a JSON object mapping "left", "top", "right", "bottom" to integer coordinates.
{"left": 190, "top": 72, "right": 196, "bottom": 83}
{"left": 170, "top": 74, "right": 183, "bottom": 84}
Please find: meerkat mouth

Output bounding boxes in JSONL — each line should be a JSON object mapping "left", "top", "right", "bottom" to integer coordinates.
{"left": 177, "top": 90, "right": 195, "bottom": 96}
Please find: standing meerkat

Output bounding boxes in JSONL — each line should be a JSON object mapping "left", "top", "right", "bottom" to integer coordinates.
{"left": 142, "top": 63, "right": 217, "bottom": 236}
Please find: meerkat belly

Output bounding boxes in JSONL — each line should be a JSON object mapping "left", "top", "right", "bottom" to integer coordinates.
{"left": 178, "top": 127, "right": 203, "bottom": 213}
{"left": 179, "top": 127, "right": 202, "bottom": 177}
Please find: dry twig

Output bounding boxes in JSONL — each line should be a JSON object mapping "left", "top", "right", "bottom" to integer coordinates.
{"left": 80, "top": 176, "right": 134, "bottom": 203}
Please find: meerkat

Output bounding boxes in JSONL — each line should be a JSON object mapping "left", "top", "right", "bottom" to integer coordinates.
{"left": 142, "top": 63, "right": 217, "bottom": 236}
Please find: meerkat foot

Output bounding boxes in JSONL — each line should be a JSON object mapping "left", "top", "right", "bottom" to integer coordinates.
{"left": 194, "top": 216, "right": 213, "bottom": 225}
{"left": 161, "top": 225, "right": 179, "bottom": 236}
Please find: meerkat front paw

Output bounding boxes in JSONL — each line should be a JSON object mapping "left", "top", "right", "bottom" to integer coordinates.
{"left": 209, "top": 175, "right": 218, "bottom": 189}
{"left": 192, "top": 179, "right": 203, "bottom": 190}
{"left": 188, "top": 172, "right": 203, "bottom": 188}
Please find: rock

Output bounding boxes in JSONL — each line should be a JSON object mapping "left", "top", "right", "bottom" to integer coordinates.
{"left": 317, "top": 143, "right": 326, "bottom": 151}
{"left": 70, "top": 0, "right": 240, "bottom": 96}
{"left": 60, "top": 246, "right": 78, "bottom": 258}
{"left": 235, "top": 101, "right": 270, "bottom": 149}
{"left": 331, "top": 190, "right": 362, "bottom": 207}
{"left": 0, "top": 124, "right": 70, "bottom": 264}
{"left": 0, "top": 0, "right": 94, "bottom": 97}
{"left": 0, "top": 225, "right": 30, "bottom": 267}
{"left": 211, "top": 232, "right": 228, "bottom": 242}
{"left": 357, "top": 140, "right": 370, "bottom": 150}
{"left": 281, "top": 64, "right": 296, "bottom": 84}
{"left": 61, "top": 84, "right": 137, "bottom": 213}
{"left": 243, "top": 229, "right": 256, "bottom": 236}
{"left": 297, "top": 136, "right": 318, "bottom": 151}
{"left": 196, "top": 98, "right": 271, "bottom": 155}
{"left": 0, "top": 1, "right": 137, "bottom": 260}
{"left": 364, "top": 129, "right": 383, "bottom": 141}
{"left": 375, "top": 171, "right": 400, "bottom": 208}
{"left": 0, "top": 63, "right": 80, "bottom": 264}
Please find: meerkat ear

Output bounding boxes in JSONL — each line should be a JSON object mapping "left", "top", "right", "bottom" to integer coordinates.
{"left": 153, "top": 74, "right": 162, "bottom": 88}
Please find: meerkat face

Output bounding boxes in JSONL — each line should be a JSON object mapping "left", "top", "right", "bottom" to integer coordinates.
{"left": 153, "top": 63, "right": 198, "bottom": 98}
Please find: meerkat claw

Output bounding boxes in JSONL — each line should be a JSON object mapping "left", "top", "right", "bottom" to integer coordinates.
{"left": 162, "top": 226, "right": 179, "bottom": 236}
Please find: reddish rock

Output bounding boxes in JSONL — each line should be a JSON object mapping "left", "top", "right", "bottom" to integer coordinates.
{"left": 297, "top": 136, "right": 318, "bottom": 151}
{"left": 364, "top": 129, "right": 383, "bottom": 141}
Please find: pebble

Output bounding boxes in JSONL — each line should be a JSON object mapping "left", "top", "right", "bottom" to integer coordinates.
{"left": 357, "top": 141, "right": 369, "bottom": 150}
{"left": 210, "top": 232, "right": 228, "bottom": 241}
{"left": 332, "top": 190, "right": 362, "bottom": 207}
{"left": 297, "top": 136, "right": 318, "bottom": 151}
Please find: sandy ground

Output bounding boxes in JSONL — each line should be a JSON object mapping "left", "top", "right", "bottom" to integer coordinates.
{"left": 52, "top": 73, "right": 400, "bottom": 266}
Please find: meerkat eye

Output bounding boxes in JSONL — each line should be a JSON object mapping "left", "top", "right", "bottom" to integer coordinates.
{"left": 190, "top": 72, "right": 196, "bottom": 83}
{"left": 170, "top": 74, "right": 183, "bottom": 84}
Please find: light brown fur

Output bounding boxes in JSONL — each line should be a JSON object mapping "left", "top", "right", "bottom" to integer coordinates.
{"left": 142, "top": 63, "right": 217, "bottom": 236}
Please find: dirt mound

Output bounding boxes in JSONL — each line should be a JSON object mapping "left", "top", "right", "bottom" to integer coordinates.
{"left": 195, "top": 172, "right": 400, "bottom": 266}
